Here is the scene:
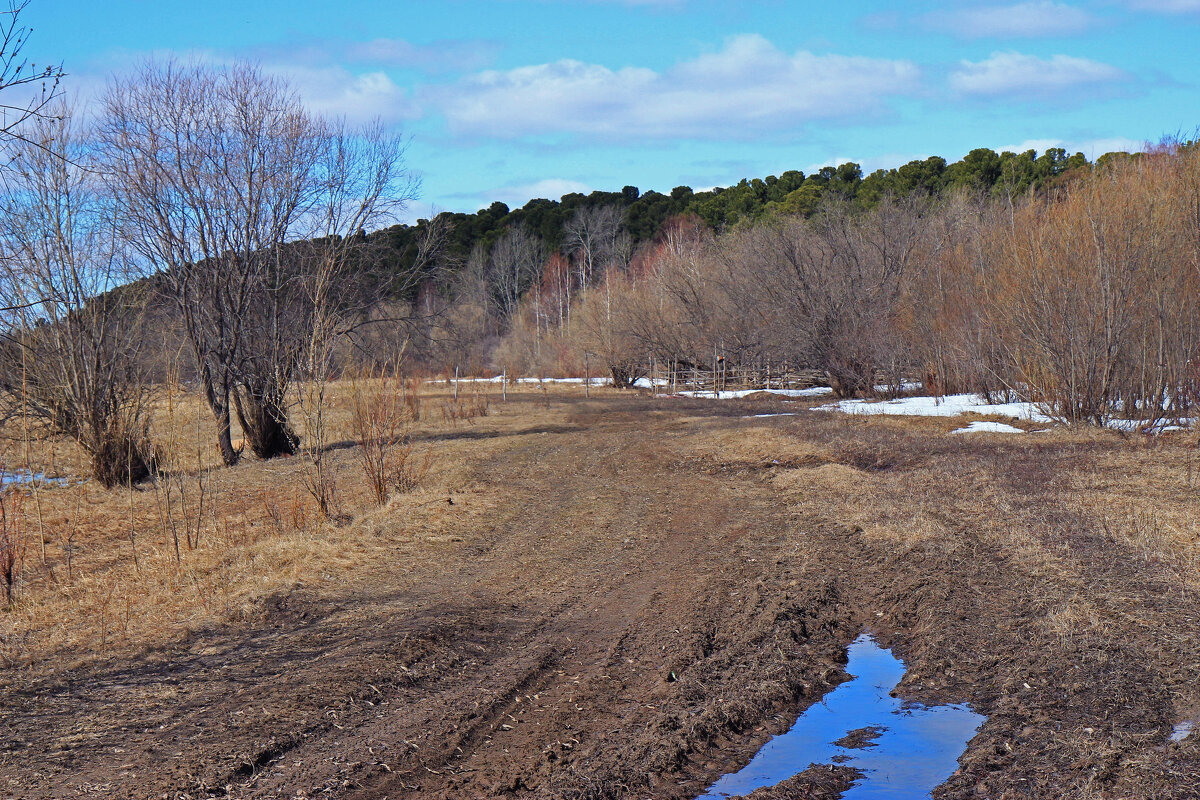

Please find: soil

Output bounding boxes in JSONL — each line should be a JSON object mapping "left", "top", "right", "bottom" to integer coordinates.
{"left": 830, "top": 726, "right": 884, "bottom": 750}
{"left": 730, "top": 764, "right": 863, "bottom": 800}
{"left": 2, "top": 391, "right": 1200, "bottom": 799}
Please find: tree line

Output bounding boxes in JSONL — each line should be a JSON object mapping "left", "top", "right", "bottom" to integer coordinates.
{"left": 376, "top": 142, "right": 1123, "bottom": 289}
{"left": 379, "top": 143, "right": 1151, "bottom": 374}
{"left": 495, "top": 140, "right": 1200, "bottom": 432}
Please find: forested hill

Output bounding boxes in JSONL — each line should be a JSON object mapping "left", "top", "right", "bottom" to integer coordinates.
{"left": 374, "top": 144, "right": 1136, "bottom": 292}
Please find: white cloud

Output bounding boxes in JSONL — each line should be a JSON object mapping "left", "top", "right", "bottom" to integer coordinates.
{"left": 490, "top": 178, "right": 592, "bottom": 207}
{"left": 924, "top": 2, "right": 1096, "bottom": 37}
{"left": 430, "top": 34, "right": 921, "bottom": 141}
{"left": 949, "top": 51, "right": 1129, "bottom": 98}
{"left": 73, "top": 48, "right": 420, "bottom": 125}
{"left": 265, "top": 64, "right": 417, "bottom": 124}
{"left": 244, "top": 36, "right": 498, "bottom": 75}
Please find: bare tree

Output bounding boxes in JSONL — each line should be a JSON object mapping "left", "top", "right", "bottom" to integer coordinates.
{"left": 0, "top": 1, "right": 63, "bottom": 153}
{"left": 0, "top": 108, "right": 154, "bottom": 487}
{"left": 100, "top": 61, "right": 324, "bottom": 465}
{"left": 487, "top": 226, "right": 544, "bottom": 324}
{"left": 294, "top": 120, "right": 417, "bottom": 517}
{"left": 729, "top": 196, "right": 927, "bottom": 397}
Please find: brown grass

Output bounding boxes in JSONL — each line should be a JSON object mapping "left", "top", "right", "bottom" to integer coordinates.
{"left": 0, "top": 380, "right": 597, "bottom": 668}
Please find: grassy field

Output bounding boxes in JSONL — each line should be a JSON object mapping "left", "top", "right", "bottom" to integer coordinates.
{"left": 1, "top": 384, "right": 1199, "bottom": 798}
{"left": 0, "top": 377, "right": 506, "bottom": 668}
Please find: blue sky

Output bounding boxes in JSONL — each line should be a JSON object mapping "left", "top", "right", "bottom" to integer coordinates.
{"left": 28, "top": 0, "right": 1200, "bottom": 221}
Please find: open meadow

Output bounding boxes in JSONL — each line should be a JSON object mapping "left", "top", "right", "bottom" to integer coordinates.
{"left": 1, "top": 382, "right": 1199, "bottom": 798}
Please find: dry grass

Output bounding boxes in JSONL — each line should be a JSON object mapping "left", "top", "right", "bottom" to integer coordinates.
{"left": 0, "top": 379, "right": 594, "bottom": 668}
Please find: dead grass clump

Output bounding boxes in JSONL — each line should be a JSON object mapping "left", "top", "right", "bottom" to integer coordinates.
{"left": 441, "top": 393, "right": 490, "bottom": 426}
{"left": 351, "top": 371, "right": 431, "bottom": 505}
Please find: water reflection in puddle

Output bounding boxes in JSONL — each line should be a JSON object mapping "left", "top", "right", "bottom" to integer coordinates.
{"left": 1, "top": 470, "right": 70, "bottom": 487}
{"left": 699, "top": 634, "right": 985, "bottom": 799}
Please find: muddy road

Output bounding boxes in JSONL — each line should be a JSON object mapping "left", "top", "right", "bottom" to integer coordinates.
{"left": 3, "top": 393, "right": 1200, "bottom": 798}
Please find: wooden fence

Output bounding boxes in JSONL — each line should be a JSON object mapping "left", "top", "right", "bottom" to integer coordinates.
{"left": 643, "top": 361, "right": 826, "bottom": 394}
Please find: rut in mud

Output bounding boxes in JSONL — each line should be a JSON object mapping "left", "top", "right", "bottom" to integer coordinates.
{"left": 2, "top": 392, "right": 1200, "bottom": 799}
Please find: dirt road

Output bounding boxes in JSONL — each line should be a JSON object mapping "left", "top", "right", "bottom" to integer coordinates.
{"left": 3, "top": 392, "right": 1200, "bottom": 799}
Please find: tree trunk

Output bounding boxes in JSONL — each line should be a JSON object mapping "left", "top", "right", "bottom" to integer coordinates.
{"left": 233, "top": 386, "right": 298, "bottom": 459}
{"left": 610, "top": 365, "right": 638, "bottom": 389}
{"left": 215, "top": 402, "right": 241, "bottom": 466}
{"left": 200, "top": 364, "right": 242, "bottom": 467}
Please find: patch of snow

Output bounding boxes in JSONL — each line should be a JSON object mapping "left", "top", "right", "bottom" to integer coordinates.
{"left": 1171, "top": 721, "right": 1194, "bottom": 743}
{"left": 678, "top": 387, "right": 833, "bottom": 400}
{"left": 818, "top": 393, "right": 1051, "bottom": 422}
{"left": 430, "top": 376, "right": 606, "bottom": 385}
{"left": 745, "top": 413, "right": 801, "bottom": 419}
{"left": 951, "top": 421, "right": 1026, "bottom": 435}
{"left": 1107, "top": 417, "right": 1196, "bottom": 433}
{"left": 875, "top": 380, "right": 923, "bottom": 393}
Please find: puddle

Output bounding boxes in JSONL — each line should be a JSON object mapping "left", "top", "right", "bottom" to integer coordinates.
{"left": 1170, "top": 721, "right": 1194, "bottom": 743}
{"left": 698, "top": 634, "right": 985, "bottom": 800}
{"left": 1, "top": 470, "right": 70, "bottom": 487}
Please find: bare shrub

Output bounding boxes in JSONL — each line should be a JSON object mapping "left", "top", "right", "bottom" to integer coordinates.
{"left": 901, "top": 191, "right": 1013, "bottom": 399}
{"left": 151, "top": 374, "right": 209, "bottom": 561}
{"left": 0, "top": 108, "right": 155, "bottom": 487}
{"left": 403, "top": 377, "right": 423, "bottom": 421}
{"left": 728, "top": 197, "right": 929, "bottom": 398}
{"left": 440, "top": 393, "right": 490, "bottom": 426}
{"left": 985, "top": 149, "right": 1200, "bottom": 426}
{"left": 569, "top": 273, "right": 650, "bottom": 388}
{"left": 350, "top": 368, "right": 429, "bottom": 505}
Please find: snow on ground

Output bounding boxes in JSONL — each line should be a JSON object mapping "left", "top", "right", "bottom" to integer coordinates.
{"left": 950, "top": 421, "right": 1027, "bottom": 435}
{"left": 431, "top": 376, "right": 604, "bottom": 385}
{"left": 430, "top": 376, "right": 833, "bottom": 397}
{"left": 744, "top": 413, "right": 802, "bottom": 419}
{"left": 1105, "top": 417, "right": 1198, "bottom": 433}
{"left": 818, "top": 393, "right": 1052, "bottom": 422}
{"left": 677, "top": 387, "right": 834, "bottom": 400}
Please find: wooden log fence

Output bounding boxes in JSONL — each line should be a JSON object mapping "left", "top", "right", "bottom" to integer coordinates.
{"left": 645, "top": 361, "right": 827, "bottom": 394}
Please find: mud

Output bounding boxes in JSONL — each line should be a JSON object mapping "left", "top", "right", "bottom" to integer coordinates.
{"left": 730, "top": 764, "right": 863, "bottom": 800}
{"left": 2, "top": 393, "right": 1200, "bottom": 798}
